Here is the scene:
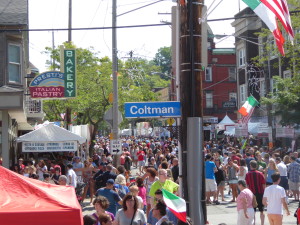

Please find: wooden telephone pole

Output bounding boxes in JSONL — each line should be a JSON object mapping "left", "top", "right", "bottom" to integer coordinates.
{"left": 179, "top": 0, "right": 206, "bottom": 224}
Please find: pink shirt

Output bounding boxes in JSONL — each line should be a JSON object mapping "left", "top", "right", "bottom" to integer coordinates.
{"left": 237, "top": 188, "right": 253, "bottom": 211}
{"left": 138, "top": 186, "right": 147, "bottom": 206}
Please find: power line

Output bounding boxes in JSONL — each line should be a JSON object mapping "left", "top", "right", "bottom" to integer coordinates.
{"left": 117, "top": 0, "right": 164, "bottom": 17}
{"left": 1, "top": 23, "right": 169, "bottom": 32}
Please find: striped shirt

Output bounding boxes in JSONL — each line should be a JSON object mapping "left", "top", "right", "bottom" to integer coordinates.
{"left": 287, "top": 161, "right": 300, "bottom": 183}
{"left": 245, "top": 170, "right": 266, "bottom": 194}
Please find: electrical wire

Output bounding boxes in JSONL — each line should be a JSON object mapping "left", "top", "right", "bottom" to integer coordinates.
{"left": 118, "top": 0, "right": 160, "bottom": 7}
{"left": 103, "top": 0, "right": 111, "bottom": 53}
{"left": 0, "top": 23, "right": 169, "bottom": 32}
{"left": 117, "top": 0, "right": 164, "bottom": 17}
{"left": 203, "top": 76, "right": 230, "bottom": 90}
{"left": 206, "top": 0, "right": 224, "bottom": 19}
{"left": 78, "top": 0, "right": 104, "bottom": 45}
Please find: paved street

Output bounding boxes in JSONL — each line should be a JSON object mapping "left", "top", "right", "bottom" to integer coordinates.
{"left": 207, "top": 194, "right": 298, "bottom": 225}
{"left": 82, "top": 167, "right": 299, "bottom": 225}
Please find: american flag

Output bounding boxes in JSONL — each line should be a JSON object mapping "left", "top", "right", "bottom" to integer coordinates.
{"left": 241, "top": 107, "right": 255, "bottom": 124}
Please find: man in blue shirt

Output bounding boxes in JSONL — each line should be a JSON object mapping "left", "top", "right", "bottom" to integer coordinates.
{"left": 95, "top": 179, "right": 122, "bottom": 216}
{"left": 205, "top": 154, "right": 219, "bottom": 204}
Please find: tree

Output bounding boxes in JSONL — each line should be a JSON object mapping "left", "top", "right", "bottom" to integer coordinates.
{"left": 151, "top": 46, "right": 172, "bottom": 79}
{"left": 42, "top": 43, "right": 171, "bottom": 146}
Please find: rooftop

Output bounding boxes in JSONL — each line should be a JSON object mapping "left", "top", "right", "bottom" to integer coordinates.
{"left": 0, "top": 0, "right": 28, "bottom": 25}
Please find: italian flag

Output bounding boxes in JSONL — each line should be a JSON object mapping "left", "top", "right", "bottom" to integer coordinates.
{"left": 238, "top": 96, "right": 259, "bottom": 117}
{"left": 242, "top": 0, "right": 285, "bottom": 55}
{"left": 162, "top": 189, "right": 187, "bottom": 223}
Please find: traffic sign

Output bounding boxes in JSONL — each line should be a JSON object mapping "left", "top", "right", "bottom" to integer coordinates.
{"left": 124, "top": 101, "right": 181, "bottom": 118}
{"left": 166, "top": 118, "right": 175, "bottom": 126}
{"left": 110, "top": 139, "right": 122, "bottom": 155}
{"left": 104, "top": 107, "right": 123, "bottom": 127}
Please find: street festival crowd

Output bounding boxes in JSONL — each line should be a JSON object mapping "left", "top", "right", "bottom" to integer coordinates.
{"left": 6, "top": 136, "right": 300, "bottom": 225}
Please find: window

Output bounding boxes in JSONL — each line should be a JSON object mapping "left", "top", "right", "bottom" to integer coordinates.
{"left": 240, "top": 84, "right": 246, "bottom": 102}
{"left": 260, "top": 79, "right": 266, "bottom": 97}
{"left": 228, "top": 67, "right": 236, "bottom": 81}
{"left": 205, "top": 67, "right": 212, "bottom": 82}
{"left": 283, "top": 70, "right": 291, "bottom": 78}
{"left": 8, "top": 44, "right": 21, "bottom": 83}
{"left": 270, "top": 78, "right": 277, "bottom": 93}
{"left": 238, "top": 48, "right": 245, "bottom": 67}
{"left": 229, "top": 92, "right": 237, "bottom": 101}
{"left": 206, "top": 92, "right": 213, "bottom": 108}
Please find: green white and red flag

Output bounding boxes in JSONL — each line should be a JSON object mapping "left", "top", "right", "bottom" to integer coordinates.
{"left": 162, "top": 189, "right": 187, "bottom": 223}
{"left": 242, "top": 0, "right": 286, "bottom": 55}
{"left": 238, "top": 96, "right": 259, "bottom": 117}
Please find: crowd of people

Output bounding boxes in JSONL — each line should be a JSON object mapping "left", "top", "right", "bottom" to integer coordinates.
{"left": 11, "top": 137, "right": 189, "bottom": 225}
{"left": 10, "top": 135, "right": 300, "bottom": 225}
{"left": 204, "top": 141, "right": 300, "bottom": 225}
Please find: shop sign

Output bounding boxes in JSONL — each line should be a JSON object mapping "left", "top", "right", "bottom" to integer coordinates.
{"left": 222, "top": 101, "right": 236, "bottom": 108}
{"left": 63, "top": 49, "right": 76, "bottom": 97}
{"left": 203, "top": 117, "right": 218, "bottom": 124}
{"left": 29, "top": 71, "right": 65, "bottom": 98}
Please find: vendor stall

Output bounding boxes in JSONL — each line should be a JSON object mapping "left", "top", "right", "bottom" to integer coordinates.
{"left": 17, "top": 123, "right": 86, "bottom": 153}
{"left": 0, "top": 166, "right": 83, "bottom": 225}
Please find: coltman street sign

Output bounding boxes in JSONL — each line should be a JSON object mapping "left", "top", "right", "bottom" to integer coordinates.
{"left": 125, "top": 101, "right": 181, "bottom": 118}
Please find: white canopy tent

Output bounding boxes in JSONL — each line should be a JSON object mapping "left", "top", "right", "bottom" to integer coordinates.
{"left": 217, "top": 115, "right": 235, "bottom": 131}
{"left": 17, "top": 123, "right": 86, "bottom": 152}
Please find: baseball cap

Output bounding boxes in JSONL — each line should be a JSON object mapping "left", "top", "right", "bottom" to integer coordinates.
{"left": 106, "top": 179, "right": 115, "bottom": 185}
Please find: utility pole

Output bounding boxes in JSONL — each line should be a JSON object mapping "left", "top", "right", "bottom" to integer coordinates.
{"left": 112, "top": 0, "right": 120, "bottom": 166}
{"left": 64, "top": 0, "right": 72, "bottom": 130}
{"left": 179, "top": 0, "right": 205, "bottom": 224}
{"left": 68, "top": 0, "right": 72, "bottom": 42}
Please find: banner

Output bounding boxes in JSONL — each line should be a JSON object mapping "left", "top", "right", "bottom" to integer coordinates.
{"left": 22, "top": 141, "right": 77, "bottom": 152}
{"left": 235, "top": 124, "right": 248, "bottom": 137}
{"left": 276, "top": 127, "right": 295, "bottom": 138}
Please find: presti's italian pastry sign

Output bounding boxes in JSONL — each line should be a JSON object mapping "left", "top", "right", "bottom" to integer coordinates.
{"left": 29, "top": 71, "right": 67, "bottom": 99}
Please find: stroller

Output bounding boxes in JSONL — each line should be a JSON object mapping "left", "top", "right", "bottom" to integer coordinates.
{"left": 75, "top": 182, "right": 86, "bottom": 204}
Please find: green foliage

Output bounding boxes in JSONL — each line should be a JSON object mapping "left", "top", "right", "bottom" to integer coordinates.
{"left": 151, "top": 46, "right": 172, "bottom": 79}
{"left": 42, "top": 42, "right": 171, "bottom": 131}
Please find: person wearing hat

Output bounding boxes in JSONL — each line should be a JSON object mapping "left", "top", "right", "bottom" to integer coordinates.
{"left": 73, "top": 156, "right": 84, "bottom": 181}
{"left": 18, "top": 158, "right": 25, "bottom": 173}
{"left": 95, "top": 179, "right": 122, "bottom": 216}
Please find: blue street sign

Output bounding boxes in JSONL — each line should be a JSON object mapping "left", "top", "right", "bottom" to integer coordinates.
{"left": 125, "top": 101, "right": 181, "bottom": 118}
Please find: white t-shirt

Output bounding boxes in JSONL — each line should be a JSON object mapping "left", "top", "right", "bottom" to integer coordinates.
{"left": 136, "top": 196, "right": 143, "bottom": 209}
{"left": 67, "top": 169, "right": 77, "bottom": 188}
{"left": 263, "top": 184, "right": 286, "bottom": 214}
{"left": 277, "top": 162, "right": 287, "bottom": 176}
{"left": 37, "top": 165, "right": 48, "bottom": 181}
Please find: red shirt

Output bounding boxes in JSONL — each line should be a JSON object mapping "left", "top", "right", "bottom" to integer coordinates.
{"left": 137, "top": 151, "right": 145, "bottom": 161}
{"left": 245, "top": 170, "right": 266, "bottom": 194}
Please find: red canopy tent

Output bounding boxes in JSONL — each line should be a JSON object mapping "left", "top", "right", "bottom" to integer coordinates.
{"left": 0, "top": 166, "right": 83, "bottom": 225}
